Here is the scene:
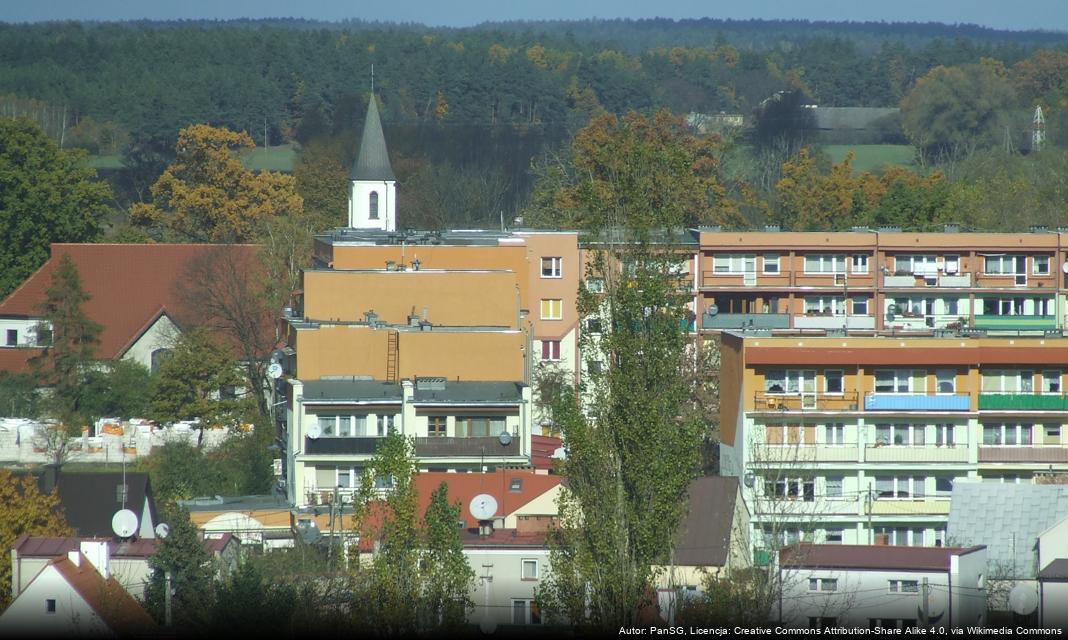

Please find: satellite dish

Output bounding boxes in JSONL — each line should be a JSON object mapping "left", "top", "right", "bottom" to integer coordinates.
{"left": 469, "top": 494, "right": 498, "bottom": 521}
{"left": 267, "top": 363, "right": 283, "bottom": 379}
{"left": 498, "top": 431, "right": 512, "bottom": 446}
{"left": 111, "top": 509, "right": 138, "bottom": 539}
{"left": 706, "top": 305, "right": 719, "bottom": 316}
{"left": 307, "top": 423, "right": 322, "bottom": 440}
{"left": 155, "top": 523, "right": 170, "bottom": 539}
{"left": 1062, "top": 262, "right": 1068, "bottom": 274}
{"left": 1009, "top": 584, "right": 1039, "bottom": 615}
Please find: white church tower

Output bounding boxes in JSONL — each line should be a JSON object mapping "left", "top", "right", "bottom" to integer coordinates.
{"left": 348, "top": 95, "right": 396, "bottom": 231}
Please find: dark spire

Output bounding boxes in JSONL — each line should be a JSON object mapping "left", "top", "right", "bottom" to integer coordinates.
{"left": 351, "top": 95, "right": 395, "bottom": 181}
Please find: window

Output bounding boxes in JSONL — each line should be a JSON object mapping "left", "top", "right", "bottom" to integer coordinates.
{"left": 540, "top": 299, "right": 562, "bottom": 320}
{"left": 935, "top": 477, "right": 954, "bottom": 496}
{"left": 46, "top": 599, "right": 56, "bottom": 614}
{"left": 713, "top": 254, "right": 754, "bottom": 274}
{"left": 808, "top": 578, "right": 837, "bottom": 592}
{"left": 934, "top": 424, "right": 955, "bottom": 447}
{"left": 765, "top": 477, "right": 815, "bottom": 501}
{"left": 804, "top": 254, "right": 846, "bottom": 274}
{"left": 824, "top": 370, "right": 843, "bottom": 395}
{"left": 763, "top": 254, "right": 780, "bottom": 274}
{"left": 1034, "top": 255, "right": 1051, "bottom": 275}
{"left": 522, "top": 559, "right": 539, "bottom": 580}
{"left": 982, "top": 370, "right": 1034, "bottom": 393}
{"left": 825, "top": 476, "right": 843, "bottom": 498}
{"left": 1043, "top": 371, "right": 1062, "bottom": 394}
{"left": 936, "top": 369, "right": 956, "bottom": 394}
{"left": 852, "top": 297, "right": 869, "bottom": 315}
{"left": 766, "top": 424, "right": 815, "bottom": 445}
{"left": 374, "top": 475, "right": 394, "bottom": 489}
{"left": 585, "top": 279, "right": 604, "bottom": 293}
{"left": 875, "top": 476, "right": 925, "bottom": 499}
{"left": 934, "top": 528, "right": 947, "bottom": 547}
{"left": 805, "top": 296, "right": 845, "bottom": 315}
{"left": 852, "top": 254, "right": 869, "bottom": 274}
{"left": 428, "top": 416, "right": 446, "bottom": 438}
{"left": 895, "top": 255, "right": 938, "bottom": 275}
{"left": 985, "top": 255, "right": 1025, "bottom": 275}
{"left": 541, "top": 340, "right": 561, "bottom": 361}
{"left": 982, "top": 423, "right": 1033, "bottom": 446}
{"left": 874, "top": 369, "right": 923, "bottom": 394}
{"left": 337, "top": 468, "right": 352, "bottom": 488}
{"left": 875, "top": 424, "right": 925, "bottom": 446}
{"left": 456, "top": 416, "right": 507, "bottom": 438}
{"left": 541, "top": 257, "right": 562, "bottom": 278}
{"left": 823, "top": 423, "right": 845, "bottom": 445}
{"left": 825, "top": 529, "right": 844, "bottom": 544}
{"left": 764, "top": 369, "right": 816, "bottom": 395}
{"left": 510, "top": 478, "right": 523, "bottom": 492}
{"left": 945, "top": 298, "right": 960, "bottom": 316}
{"left": 512, "top": 599, "right": 541, "bottom": 625}
{"left": 944, "top": 254, "right": 960, "bottom": 274}
{"left": 150, "top": 348, "right": 173, "bottom": 375}
{"left": 376, "top": 415, "right": 395, "bottom": 436}
{"left": 585, "top": 318, "right": 602, "bottom": 333}
{"left": 317, "top": 415, "right": 371, "bottom": 438}
{"left": 4, "top": 329, "right": 15, "bottom": 346}
{"left": 1046, "top": 425, "right": 1062, "bottom": 439}
{"left": 888, "top": 580, "right": 920, "bottom": 593}
{"left": 588, "top": 360, "right": 604, "bottom": 375}
{"left": 369, "top": 191, "right": 379, "bottom": 220}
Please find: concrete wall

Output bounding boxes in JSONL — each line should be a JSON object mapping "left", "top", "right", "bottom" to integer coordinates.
{"left": 465, "top": 547, "right": 551, "bottom": 629}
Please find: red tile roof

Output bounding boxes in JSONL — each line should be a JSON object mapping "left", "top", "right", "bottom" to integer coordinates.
{"left": 0, "top": 348, "right": 37, "bottom": 374}
{"left": 48, "top": 554, "right": 157, "bottom": 635}
{"left": 0, "top": 243, "right": 268, "bottom": 363}
{"left": 530, "top": 434, "right": 563, "bottom": 471}
{"left": 780, "top": 543, "right": 986, "bottom": 571}
{"left": 460, "top": 529, "right": 548, "bottom": 548}
{"left": 14, "top": 533, "right": 236, "bottom": 558}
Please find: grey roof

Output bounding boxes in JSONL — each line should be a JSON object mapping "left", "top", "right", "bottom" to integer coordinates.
{"left": 812, "top": 107, "right": 899, "bottom": 130}
{"left": 947, "top": 482, "right": 1068, "bottom": 579}
{"left": 413, "top": 381, "right": 524, "bottom": 404}
{"left": 302, "top": 380, "right": 403, "bottom": 402}
{"left": 351, "top": 96, "right": 395, "bottom": 181}
{"left": 674, "top": 476, "right": 740, "bottom": 567}
{"left": 1039, "top": 559, "right": 1068, "bottom": 581}
{"left": 179, "top": 493, "right": 291, "bottom": 513}
{"left": 37, "top": 471, "right": 156, "bottom": 539}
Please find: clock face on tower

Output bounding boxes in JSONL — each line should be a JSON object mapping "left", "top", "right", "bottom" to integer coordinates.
{"left": 469, "top": 493, "right": 498, "bottom": 521}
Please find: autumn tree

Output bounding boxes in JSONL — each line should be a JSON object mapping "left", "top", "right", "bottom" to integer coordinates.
{"left": 530, "top": 111, "right": 706, "bottom": 631}
{"left": 130, "top": 124, "right": 303, "bottom": 242}
{"left": 901, "top": 63, "right": 1017, "bottom": 165}
{"left": 150, "top": 327, "right": 253, "bottom": 433}
{"left": 0, "top": 470, "right": 73, "bottom": 606}
{"left": 349, "top": 433, "right": 475, "bottom": 634}
{"left": 30, "top": 254, "right": 103, "bottom": 453}
{"left": 775, "top": 148, "right": 860, "bottom": 230}
{"left": 0, "top": 118, "right": 111, "bottom": 298}
{"left": 525, "top": 110, "right": 746, "bottom": 230}
{"left": 293, "top": 138, "right": 349, "bottom": 231}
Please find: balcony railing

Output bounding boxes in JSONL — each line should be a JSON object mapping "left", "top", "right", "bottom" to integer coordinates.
{"left": 864, "top": 445, "right": 969, "bottom": 463}
{"left": 751, "top": 444, "right": 857, "bottom": 463}
{"left": 793, "top": 315, "right": 875, "bottom": 330}
{"left": 754, "top": 392, "right": 860, "bottom": 411}
{"left": 703, "top": 312, "right": 790, "bottom": 330}
{"left": 973, "top": 315, "right": 1056, "bottom": 330}
{"left": 979, "top": 394, "right": 1068, "bottom": 411}
{"left": 864, "top": 394, "right": 970, "bottom": 411}
{"left": 868, "top": 499, "right": 950, "bottom": 516}
{"left": 305, "top": 436, "right": 383, "bottom": 455}
{"left": 978, "top": 446, "right": 1068, "bottom": 463}
{"left": 414, "top": 436, "right": 520, "bottom": 458}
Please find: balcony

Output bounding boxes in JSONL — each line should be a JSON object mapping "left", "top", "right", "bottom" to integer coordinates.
{"left": 884, "top": 275, "right": 917, "bottom": 287}
{"left": 973, "top": 315, "right": 1056, "bottom": 331}
{"left": 864, "top": 445, "right": 969, "bottom": 463}
{"left": 868, "top": 499, "right": 950, "bottom": 516}
{"left": 702, "top": 312, "right": 790, "bottom": 330}
{"left": 793, "top": 315, "right": 876, "bottom": 330}
{"left": 414, "top": 436, "right": 520, "bottom": 458}
{"left": 978, "top": 446, "right": 1068, "bottom": 463}
{"left": 979, "top": 394, "right": 1068, "bottom": 411}
{"left": 864, "top": 394, "right": 970, "bottom": 411}
{"left": 754, "top": 392, "right": 860, "bottom": 412}
{"left": 751, "top": 444, "right": 857, "bottom": 463}
{"left": 305, "top": 436, "right": 383, "bottom": 455}
{"left": 939, "top": 274, "right": 971, "bottom": 287}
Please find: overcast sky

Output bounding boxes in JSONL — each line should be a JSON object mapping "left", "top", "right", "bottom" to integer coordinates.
{"left": 5, "top": 0, "right": 1068, "bottom": 32}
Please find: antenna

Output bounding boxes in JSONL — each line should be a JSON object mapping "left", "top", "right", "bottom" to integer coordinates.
{"left": 112, "top": 509, "right": 138, "bottom": 539}
{"left": 371, "top": 63, "right": 374, "bottom": 94}
{"left": 1033, "top": 105, "right": 1046, "bottom": 152}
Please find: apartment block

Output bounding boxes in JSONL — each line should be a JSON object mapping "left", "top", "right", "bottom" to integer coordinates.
{"left": 718, "top": 332, "right": 1068, "bottom": 556}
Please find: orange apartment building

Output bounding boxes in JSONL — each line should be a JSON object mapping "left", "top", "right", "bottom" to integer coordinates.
{"left": 718, "top": 331, "right": 1068, "bottom": 556}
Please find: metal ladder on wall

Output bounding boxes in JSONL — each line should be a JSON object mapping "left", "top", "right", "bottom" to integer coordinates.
{"left": 386, "top": 330, "right": 399, "bottom": 383}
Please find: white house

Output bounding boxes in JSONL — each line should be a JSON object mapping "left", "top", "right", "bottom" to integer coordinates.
{"left": 779, "top": 543, "right": 987, "bottom": 629}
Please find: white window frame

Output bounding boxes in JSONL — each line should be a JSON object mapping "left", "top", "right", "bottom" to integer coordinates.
{"left": 983, "top": 423, "right": 1034, "bottom": 446}
{"left": 875, "top": 423, "right": 926, "bottom": 447}
{"left": 763, "top": 254, "right": 780, "bottom": 275}
{"left": 808, "top": 577, "right": 838, "bottom": 592}
{"left": 875, "top": 476, "right": 925, "bottom": 499}
{"left": 541, "top": 340, "right": 562, "bottom": 361}
{"left": 1034, "top": 255, "right": 1051, "bottom": 275}
{"left": 1042, "top": 371, "right": 1062, "bottom": 395}
{"left": 804, "top": 254, "right": 846, "bottom": 274}
{"left": 888, "top": 580, "right": 920, "bottom": 594}
{"left": 540, "top": 299, "right": 563, "bottom": 321}
{"left": 823, "top": 423, "right": 845, "bottom": 445}
{"left": 851, "top": 254, "right": 869, "bottom": 274}
{"left": 935, "top": 477, "right": 954, "bottom": 496}
{"left": 824, "top": 529, "right": 844, "bottom": 544}
{"left": 585, "top": 279, "right": 604, "bottom": 293}
{"left": 936, "top": 369, "right": 956, "bottom": 394}
{"left": 895, "top": 254, "right": 938, "bottom": 275}
{"left": 512, "top": 599, "right": 541, "bottom": 625}
{"left": 805, "top": 296, "right": 845, "bottom": 315}
{"left": 852, "top": 297, "right": 869, "bottom": 316}
{"left": 824, "top": 475, "right": 844, "bottom": 498}
{"left": 874, "top": 369, "right": 924, "bottom": 394}
{"left": 982, "top": 370, "right": 1033, "bottom": 394}
{"left": 944, "top": 254, "right": 959, "bottom": 274}
{"left": 984, "top": 254, "right": 1024, "bottom": 275}
{"left": 713, "top": 254, "right": 754, "bottom": 274}
{"left": 764, "top": 369, "right": 816, "bottom": 395}
{"left": 824, "top": 371, "right": 844, "bottom": 395}
{"left": 522, "top": 558, "right": 539, "bottom": 580}
{"left": 540, "top": 257, "right": 562, "bottom": 278}
{"left": 934, "top": 424, "right": 955, "bottom": 447}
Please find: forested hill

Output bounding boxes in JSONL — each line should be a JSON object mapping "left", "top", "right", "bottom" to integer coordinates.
{"left": 1, "top": 17, "right": 1066, "bottom": 152}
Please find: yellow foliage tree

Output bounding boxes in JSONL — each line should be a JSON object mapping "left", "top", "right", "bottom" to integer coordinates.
{"left": 130, "top": 124, "right": 303, "bottom": 243}
{"left": 0, "top": 470, "right": 72, "bottom": 606}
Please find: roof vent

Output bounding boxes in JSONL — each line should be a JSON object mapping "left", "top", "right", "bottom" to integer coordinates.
{"left": 877, "top": 226, "right": 902, "bottom": 233}
{"left": 943, "top": 223, "right": 961, "bottom": 234}
{"left": 416, "top": 376, "right": 446, "bottom": 391}
{"left": 764, "top": 224, "right": 781, "bottom": 233}
{"left": 1031, "top": 225, "right": 1050, "bottom": 234}
{"left": 851, "top": 226, "right": 870, "bottom": 232}
{"left": 385, "top": 260, "right": 396, "bottom": 271}
{"left": 408, "top": 307, "right": 421, "bottom": 327}
{"left": 364, "top": 310, "right": 379, "bottom": 327}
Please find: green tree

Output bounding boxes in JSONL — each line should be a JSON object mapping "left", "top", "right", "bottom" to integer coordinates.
{"left": 292, "top": 138, "right": 349, "bottom": 231}
{"left": 30, "top": 254, "right": 103, "bottom": 437}
{"left": 0, "top": 470, "right": 73, "bottom": 606}
{"left": 139, "top": 441, "right": 221, "bottom": 505}
{"left": 350, "top": 433, "right": 475, "bottom": 634}
{"left": 144, "top": 506, "right": 215, "bottom": 630}
{"left": 530, "top": 111, "right": 705, "bottom": 631}
{"left": 130, "top": 124, "right": 303, "bottom": 242}
{"left": 150, "top": 327, "right": 252, "bottom": 430}
{"left": 80, "top": 360, "right": 155, "bottom": 421}
{"left": 0, "top": 372, "right": 40, "bottom": 418}
{"left": 901, "top": 63, "right": 1017, "bottom": 165}
{"left": 0, "top": 118, "right": 111, "bottom": 298}
{"left": 209, "top": 561, "right": 297, "bottom": 634}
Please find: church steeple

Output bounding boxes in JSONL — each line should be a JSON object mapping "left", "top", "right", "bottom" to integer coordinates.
{"left": 348, "top": 95, "right": 396, "bottom": 230}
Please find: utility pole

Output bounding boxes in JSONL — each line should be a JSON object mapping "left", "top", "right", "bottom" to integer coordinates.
{"left": 865, "top": 486, "right": 874, "bottom": 544}
{"left": 921, "top": 577, "right": 930, "bottom": 624}
{"left": 164, "top": 570, "right": 173, "bottom": 627}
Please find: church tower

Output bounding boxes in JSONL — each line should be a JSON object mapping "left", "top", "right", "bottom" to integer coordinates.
{"left": 348, "top": 95, "right": 396, "bottom": 231}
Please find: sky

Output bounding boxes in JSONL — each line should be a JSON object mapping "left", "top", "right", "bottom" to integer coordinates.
{"left": 5, "top": 0, "right": 1068, "bottom": 32}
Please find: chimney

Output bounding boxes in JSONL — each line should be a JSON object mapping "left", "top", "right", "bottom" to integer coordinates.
{"left": 67, "top": 551, "right": 80, "bottom": 567}
{"left": 79, "top": 541, "right": 110, "bottom": 578}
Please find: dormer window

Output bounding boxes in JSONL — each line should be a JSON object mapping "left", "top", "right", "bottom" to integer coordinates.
{"left": 369, "top": 191, "right": 379, "bottom": 220}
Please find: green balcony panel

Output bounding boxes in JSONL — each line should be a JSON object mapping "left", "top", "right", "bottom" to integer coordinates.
{"left": 979, "top": 394, "right": 1068, "bottom": 410}
{"left": 973, "top": 315, "right": 1055, "bottom": 330}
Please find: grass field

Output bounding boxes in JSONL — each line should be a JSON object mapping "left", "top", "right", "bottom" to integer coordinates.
{"left": 824, "top": 144, "right": 915, "bottom": 173}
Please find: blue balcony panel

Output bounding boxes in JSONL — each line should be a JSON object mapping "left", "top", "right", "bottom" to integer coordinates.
{"left": 864, "top": 394, "right": 970, "bottom": 411}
